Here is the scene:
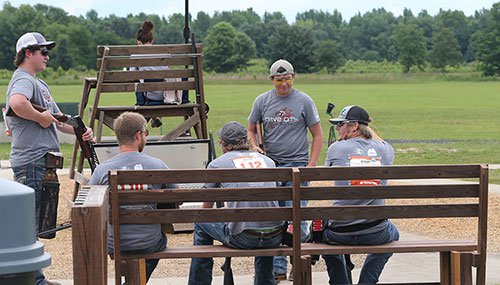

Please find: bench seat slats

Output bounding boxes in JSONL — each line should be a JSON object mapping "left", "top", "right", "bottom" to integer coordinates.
{"left": 123, "top": 245, "right": 294, "bottom": 259}
{"left": 301, "top": 240, "right": 477, "bottom": 255}
{"left": 120, "top": 240, "right": 477, "bottom": 260}
{"left": 301, "top": 204, "right": 479, "bottom": 220}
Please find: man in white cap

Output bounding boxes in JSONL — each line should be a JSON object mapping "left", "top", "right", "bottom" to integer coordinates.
{"left": 323, "top": 105, "right": 399, "bottom": 284}
{"left": 5, "top": 32, "right": 93, "bottom": 285}
{"left": 247, "top": 59, "right": 323, "bottom": 282}
{"left": 189, "top": 121, "right": 284, "bottom": 285}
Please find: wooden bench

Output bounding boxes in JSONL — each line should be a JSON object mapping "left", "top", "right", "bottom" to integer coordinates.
{"left": 71, "top": 164, "right": 488, "bottom": 285}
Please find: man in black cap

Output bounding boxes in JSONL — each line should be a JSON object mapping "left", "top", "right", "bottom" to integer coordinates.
{"left": 5, "top": 32, "right": 93, "bottom": 285}
{"left": 188, "top": 121, "right": 284, "bottom": 285}
{"left": 323, "top": 105, "right": 399, "bottom": 284}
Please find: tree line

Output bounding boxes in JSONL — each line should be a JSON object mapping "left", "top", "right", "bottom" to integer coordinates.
{"left": 0, "top": 2, "right": 498, "bottom": 75}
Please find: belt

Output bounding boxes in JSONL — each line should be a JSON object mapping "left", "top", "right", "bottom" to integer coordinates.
{"left": 243, "top": 227, "right": 282, "bottom": 237}
{"left": 330, "top": 219, "right": 387, "bottom": 233}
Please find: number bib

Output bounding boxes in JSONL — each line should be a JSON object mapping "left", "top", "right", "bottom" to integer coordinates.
{"left": 349, "top": 155, "right": 382, "bottom": 186}
{"left": 232, "top": 155, "right": 266, "bottom": 169}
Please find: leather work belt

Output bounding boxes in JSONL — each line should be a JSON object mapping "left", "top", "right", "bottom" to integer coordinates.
{"left": 330, "top": 219, "right": 387, "bottom": 233}
{"left": 243, "top": 227, "right": 283, "bottom": 238}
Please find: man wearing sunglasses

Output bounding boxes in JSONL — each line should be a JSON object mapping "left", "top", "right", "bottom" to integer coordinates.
{"left": 247, "top": 59, "right": 323, "bottom": 283}
{"left": 5, "top": 32, "right": 94, "bottom": 285}
{"left": 323, "top": 105, "right": 399, "bottom": 284}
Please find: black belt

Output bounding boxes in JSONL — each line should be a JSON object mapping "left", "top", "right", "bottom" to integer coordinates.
{"left": 243, "top": 228, "right": 282, "bottom": 237}
{"left": 330, "top": 219, "right": 387, "bottom": 233}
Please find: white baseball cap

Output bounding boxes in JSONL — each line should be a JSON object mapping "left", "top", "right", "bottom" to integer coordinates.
{"left": 16, "top": 32, "right": 56, "bottom": 53}
{"left": 269, "top": 59, "right": 294, "bottom": 77}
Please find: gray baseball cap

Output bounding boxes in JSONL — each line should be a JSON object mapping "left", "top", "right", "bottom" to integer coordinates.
{"left": 217, "top": 121, "right": 247, "bottom": 144}
{"left": 269, "top": 59, "right": 294, "bottom": 77}
{"left": 329, "top": 105, "right": 371, "bottom": 126}
{"left": 16, "top": 32, "right": 56, "bottom": 53}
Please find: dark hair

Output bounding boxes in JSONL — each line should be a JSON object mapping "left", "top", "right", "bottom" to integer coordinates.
{"left": 136, "top": 21, "right": 154, "bottom": 44}
{"left": 14, "top": 45, "right": 41, "bottom": 67}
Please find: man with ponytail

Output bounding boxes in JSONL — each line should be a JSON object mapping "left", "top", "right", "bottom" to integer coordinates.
{"left": 323, "top": 105, "right": 399, "bottom": 285}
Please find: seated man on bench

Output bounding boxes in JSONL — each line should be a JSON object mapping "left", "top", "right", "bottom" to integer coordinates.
{"left": 323, "top": 105, "right": 399, "bottom": 285}
{"left": 188, "top": 121, "right": 284, "bottom": 285}
{"left": 88, "top": 112, "right": 172, "bottom": 282}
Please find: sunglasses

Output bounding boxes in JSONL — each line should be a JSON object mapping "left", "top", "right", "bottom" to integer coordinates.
{"left": 273, "top": 78, "right": 293, "bottom": 85}
{"left": 39, "top": 48, "right": 50, "bottom": 56}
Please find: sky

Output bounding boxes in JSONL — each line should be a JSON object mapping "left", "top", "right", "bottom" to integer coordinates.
{"left": 4, "top": 0, "right": 498, "bottom": 22}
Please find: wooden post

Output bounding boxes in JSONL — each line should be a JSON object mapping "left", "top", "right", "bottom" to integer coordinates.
{"left": 71, "top": 185, "right": 109, "bottom": 285}
{"left": 440, "top": 251, "right": 451, "bottom": 285}
{"left": 476, "top": 165, "right": 488, "bottom": 285}
{"left": 291, "top": 167, "right": 302, "bottom": 284}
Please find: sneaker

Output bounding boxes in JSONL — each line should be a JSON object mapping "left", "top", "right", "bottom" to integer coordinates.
{"left": 274, "top": 272, "right": 287, "bottom": 284}
{"left": 151, "top": 117, "right": 163, "bottom": 128}
{"left": 46, "top": 280, "right": 62, "bottom": 285}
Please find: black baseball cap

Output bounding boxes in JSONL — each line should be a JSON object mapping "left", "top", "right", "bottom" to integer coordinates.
{"left": 217, "top": 121, "right": 247, "bottom": 144}
{"left": 329, "top": 105, "right": 371, "bottom": 126}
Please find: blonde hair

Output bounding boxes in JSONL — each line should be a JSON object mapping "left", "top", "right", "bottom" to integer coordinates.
{"left": 113, "top": 112, "right": 147, "bottom": 145}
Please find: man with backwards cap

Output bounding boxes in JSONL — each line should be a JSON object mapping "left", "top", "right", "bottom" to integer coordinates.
{"left": 323, "top": 105, "right": 399, "bottom": 285}
{"left": 5, "top": 32, "right": 93, "bottom": 285}
{"left": 247, "top": 59, "right": 323, "bottom": 282}
{"left": 188, "top": 121, "right": 284, "bottom": 285}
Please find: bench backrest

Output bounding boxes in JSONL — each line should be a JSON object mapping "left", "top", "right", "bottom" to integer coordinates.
{"left": 106, "top": 164, "right": 488, "bottom": 285}
{"left": 109, "top": 167, "right": 299, "bottom": 283}
{"left": 298, "top": 164, "right": 488, "bottom": 284}
{"left": 89, "top": 44, "right": 207, "bottom": 134}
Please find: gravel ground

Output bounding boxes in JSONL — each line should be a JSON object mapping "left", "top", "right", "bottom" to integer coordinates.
{"left": 42, "top": 176, "right": 500, "bottom": 280}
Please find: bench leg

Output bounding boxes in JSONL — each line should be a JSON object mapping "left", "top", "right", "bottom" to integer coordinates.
{"left": 440, "top": 252, "right": 451, "bottom": 285}
{"left": 451, "top": 251, "right": 472, "bottom": 285}
{"left": 121, "top": 259, "right": 146, "bottom": 285}
{"left": 299, "top": 256, "right": 312, "bottom": 285}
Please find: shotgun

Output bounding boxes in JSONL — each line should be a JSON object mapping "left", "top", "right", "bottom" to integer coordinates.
{"left": 256, "top": 121, "right": 265, "bottom": 153}
{"left": 7, "top": 103, "right": 99, "bottom": 172}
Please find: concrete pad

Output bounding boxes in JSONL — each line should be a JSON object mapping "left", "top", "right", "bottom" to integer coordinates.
{"left": 52, "top": 251, "right": 500, "bottom": 284}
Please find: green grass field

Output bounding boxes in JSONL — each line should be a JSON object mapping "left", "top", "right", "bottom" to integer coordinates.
{"left": 1, "top": 81, "right": 499, "bottom": 182}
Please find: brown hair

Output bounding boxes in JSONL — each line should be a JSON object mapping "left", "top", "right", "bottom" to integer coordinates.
{"left": 113, "top": 112, "right": 147, "bottom": 145}
{"left": 221, "top": 139, "right": 249, "bottom": 151}
{"left": 136, "top": 21, "right": 154, "bottom": 44}
{"left": 14, "top": 45, "right": 40, "bottom": 67}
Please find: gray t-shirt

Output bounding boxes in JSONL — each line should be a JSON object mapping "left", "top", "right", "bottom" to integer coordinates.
{"left": 248, "top": 88, "right": 320, "bottom": 164}
{"left": 325, "top": 137, "right": 394, "bottom": 235}
{"left": 6, "top": 68, "right": 61, "bottom": 167}
{"left": 88, "top": 151, "right": 170, "bottom": 251}
{"left": 203, "top": 150, "right": 284, "bottom": 235}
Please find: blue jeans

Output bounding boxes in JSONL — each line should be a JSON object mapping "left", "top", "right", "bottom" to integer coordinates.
{"left": 188, "top": 222, "right": 283, "bottom": 285}
{"left": 12, "top": 156, "right": 48, "bottom": 285}
{"left": 274, "top": 161, "right": 310, "bottom": 275}
{"left": 322, "top": 221, "right": 400, "bottom": 284}
{"left": 110, "top": 233, "right": 167, "bottom": 283}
